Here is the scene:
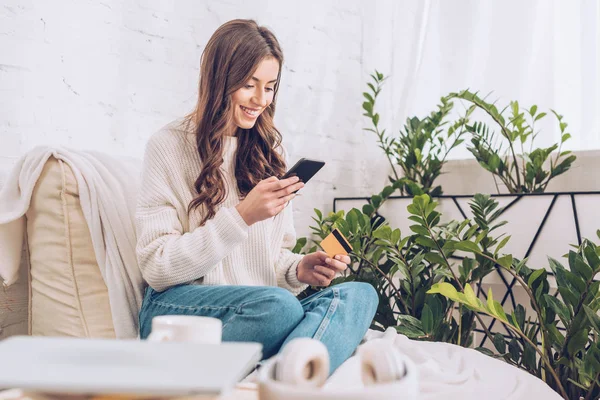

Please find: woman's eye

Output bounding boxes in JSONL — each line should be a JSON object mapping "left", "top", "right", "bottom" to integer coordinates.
{"left": 266, "top": 87, "right": 274, "bottom": 92}
{"left": 245, "top": 85, "right": 254, "bottom": 89}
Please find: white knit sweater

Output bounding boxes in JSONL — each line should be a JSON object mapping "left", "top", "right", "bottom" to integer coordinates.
{"left": 135, "top": 121, "right": 307, "bottom": 294}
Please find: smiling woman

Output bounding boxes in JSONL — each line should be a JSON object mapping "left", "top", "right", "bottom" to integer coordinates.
{"left": 135, "top": 19, "right": 379, "bottom": 376}
{"left": 183, "top": 20, "right": 287, "bottom": 227}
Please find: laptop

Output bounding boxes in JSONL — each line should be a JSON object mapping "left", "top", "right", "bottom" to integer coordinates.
{"left": 0, "top": 336, "right": 262, "bottom": 397}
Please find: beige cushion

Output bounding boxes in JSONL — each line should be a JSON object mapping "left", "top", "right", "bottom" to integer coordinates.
{"left": 0, "top": 169, "right": 29, "bottom": 339}
{"left": 25, "top": 156, "right": 115, "bottom": 338}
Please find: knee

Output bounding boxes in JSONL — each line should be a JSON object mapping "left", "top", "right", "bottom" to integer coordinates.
{"left": 270, "top": 288, "right": 305, "bottom": 323}
{"left": 339, "top": 282, "right": 379, "bottom": 316}
{"left": 243, "top": 287, "right": 304, "bottom": 329}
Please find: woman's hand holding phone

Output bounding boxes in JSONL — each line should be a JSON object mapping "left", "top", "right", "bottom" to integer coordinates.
{"left": 235, "top": 176, "right": 304, "bottom": 226}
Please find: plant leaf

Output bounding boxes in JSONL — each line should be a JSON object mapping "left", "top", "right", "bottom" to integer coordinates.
{"left": 544, "top": 295, "right": 571, "bottom": 326}
{"left": 421, "top": 304, "right": 434, "bottom": 334}
{"left": 428, "top": 282, "right": 461, "bottom": 303}
{"left": 454, "top": 241, "right": 481, "bottom": 254}
{"left": 424, "top": 252, "right": 446, "bottom": 265}
{"left": 493, "top": 333, "right": 506, "bottom": 354}
{"left": 567, "top": 329, "right": 589, "bottom": 357}
{"left": 527, "top": 269, "right": 545, "bottom": 287}
{"left": 417, "top": 237, "right": 438, "bottom": 249}
{"left": 497, "top": 255, "right": 513, "bottom": 269}
{"left": 583, "top": 305, "right": 600, "bottom": 334}
{"left": 410, "top": 225, "right": 430, "bottom": 236}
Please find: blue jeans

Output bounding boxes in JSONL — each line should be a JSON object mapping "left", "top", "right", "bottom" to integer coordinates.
{"left": 139, "top": 282, "right": 378, "bottom": 374}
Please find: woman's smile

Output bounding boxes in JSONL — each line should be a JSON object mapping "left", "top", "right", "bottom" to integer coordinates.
{"left": 240, "top": 105, "right": 260, "bottom": 119}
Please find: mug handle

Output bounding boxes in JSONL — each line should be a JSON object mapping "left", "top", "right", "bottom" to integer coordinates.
{"left": 147, "top": 329, "right": 172, "bottom": 342}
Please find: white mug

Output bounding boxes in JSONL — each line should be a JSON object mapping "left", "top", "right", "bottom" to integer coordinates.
{"left": 147, "top": 315, "right": 222, "bottom": 344}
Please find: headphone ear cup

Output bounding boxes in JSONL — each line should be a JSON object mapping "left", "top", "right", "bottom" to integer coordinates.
{"left": 275, "top": 338, "right": 330, "bottom": 388}
{"left": 359, "top": 340, "right": 406, "bottom": 386}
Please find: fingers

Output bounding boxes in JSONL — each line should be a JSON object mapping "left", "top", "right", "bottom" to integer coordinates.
{"left": 314, "top": 265, "right": 336, "bottom": 280}
{"left": 275, "top": 181, "right": 304, "bottom": 197}
{"left": 261, "top": 176, "right": 279, "bottom": 185}
{"left": 266, "top": 176, "right": 300, "bottom": 190}
{"left": 281, "top": 176, "right": 301, "bottom": 187}
{"left": 336, "top": 254, "right": 352, "bottom": 264}
{"left": 313, "top": 270, "right": 332, "bottom": 287}
{"left": 322, "top": 257, "right": 347, "bottom": 273}
{"left": 323, "top": 254, "right": 351, "bottom": 272}
{"left": 270, "top": 195, "right": 295, "bottom": 217}
{"left": 276, "top": 192, "right": 296, "bottom": 206}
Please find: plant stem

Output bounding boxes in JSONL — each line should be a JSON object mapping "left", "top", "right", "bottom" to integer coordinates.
{"left": 492, "top": 174, "right": 502, "bottom": 195}
{"left": 553, "top": 125, "right": 565, "bottom": 171}
{"left": 378, "top": 129, "right": 400, "bottom": 181}
{"left": 584, "top": 375, "right": 600, "bottom": 400}
{"left": 479, "top": 132, "right": 519, "bottom": 192}
{"left": 476, "top": 253, "right": 568, "bottom": 398}
{"left": 458, "top": 94, "right": 522, "bottom": 190}
{"left": 541, "top": 146, "right": 567, "bottom": 192}
{"left": 423, "top": 212, "right": 497, "bottom": 344}
{"left": 501, "top": 320, "right": 568, "bottom": 399}
{"left": 369, "top": 77, "right": 399, "bottom": 183}
{"left": 444, "top": 226, "right": 559, "bottom": 388}
{"left": 477, "top": 254, "right": 549, "bottom": 357}
{"left": 484, "top": 108, "right": 522, "bottom": 189}
{"left": 555, "top": 265, "right": 595, "bottom": 389}
{"left": 356, "top": 253, "right": 410, "bottom": 314}
{"left": 458, "top": 304, "right": 462, "bottom": 346}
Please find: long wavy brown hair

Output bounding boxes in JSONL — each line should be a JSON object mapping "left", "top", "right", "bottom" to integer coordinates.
{"left": 183, "top": 19, "right": 287, "bottom": 226}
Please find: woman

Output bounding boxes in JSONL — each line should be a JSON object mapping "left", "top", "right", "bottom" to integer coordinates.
{"left": 136, "top": 19, "right": 378, "bottom": 374}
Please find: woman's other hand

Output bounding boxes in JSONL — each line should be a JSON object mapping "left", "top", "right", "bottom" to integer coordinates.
{"left": 296, "top": 251, "right": 350, "bottom": 286}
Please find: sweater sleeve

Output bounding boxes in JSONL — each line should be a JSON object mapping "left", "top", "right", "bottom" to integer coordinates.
{"left": 274, "top": 201, "right": 308, "bottom": 295}
{"left": 274, "top": 143, "right": 309, "bottom": 295}
{"left": 135, "top": 133, "right": 249, "bottom": 292}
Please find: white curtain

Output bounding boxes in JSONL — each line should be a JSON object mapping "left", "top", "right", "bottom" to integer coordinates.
{"left": 363, "top": 0, "right": 600, "bottom": 160}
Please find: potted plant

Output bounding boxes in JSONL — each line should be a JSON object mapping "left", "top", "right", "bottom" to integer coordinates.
{"left": 296, "top": 194, "right": 600, "bottom": 399}
{"left": 339, "top": 81, "right": 598, "bottom": 332}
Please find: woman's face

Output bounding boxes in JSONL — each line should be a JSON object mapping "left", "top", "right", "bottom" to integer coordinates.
{"left": 230, "top": 57, "right": 279, "bottom": 131}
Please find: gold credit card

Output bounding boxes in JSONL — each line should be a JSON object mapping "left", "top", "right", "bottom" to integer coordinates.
{"left": 320, "top": 228, "right": 353, "bottom": 258}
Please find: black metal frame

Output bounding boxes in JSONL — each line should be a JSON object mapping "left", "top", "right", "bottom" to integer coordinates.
{"left": 333, "top": 191, "right": 600, "bottom": 346}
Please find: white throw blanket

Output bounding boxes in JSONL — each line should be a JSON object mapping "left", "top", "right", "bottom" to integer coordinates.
{"left": 0, "top": 147, "right": 144, "bottom": 339}
{"left": 322, "top": 329, "right": 562, "bottom": 400}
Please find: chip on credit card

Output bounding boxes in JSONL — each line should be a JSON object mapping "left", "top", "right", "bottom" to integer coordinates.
{"left": 320, "top": 228, "right": 353, "bottom": 258}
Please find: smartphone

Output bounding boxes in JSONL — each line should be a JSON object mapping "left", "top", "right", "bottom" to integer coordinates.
{"left": 281, "top": 158, "right": 325, "bottom": 191}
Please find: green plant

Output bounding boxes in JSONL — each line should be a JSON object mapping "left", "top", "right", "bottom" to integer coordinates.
{"left": 447, "top": 90, "right": 576, "bottom": 194}
{"left": 429, "top": 233, "right": 600, "bottom": 399}
{"left": 296, "top": 194, "right": 509, "bottom": 348}
{"left": 296, "top": 194, "right": 600, "bottom": 399}
{"left": 362, "top": 71, "right": 468, "bottom": 197}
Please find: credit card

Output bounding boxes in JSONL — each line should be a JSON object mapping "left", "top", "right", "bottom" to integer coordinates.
{"left": 320, "top": 228, "right": 353, "bottom": 258}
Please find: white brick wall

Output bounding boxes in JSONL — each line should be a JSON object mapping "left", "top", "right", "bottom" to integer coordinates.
{"left": 2, "top": 0, "right": 597, "bottom": 239}
{"left": 0, "top": 0, "right": 397, "bottom": 239}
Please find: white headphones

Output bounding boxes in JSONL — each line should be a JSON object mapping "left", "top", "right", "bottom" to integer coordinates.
{"left": 272, "top": 336, "right": 406, "bottom": 388}
{"left": 258, "top": 335, "right": 417, "bottom": 400}
{"left": 274, "top": 338, "right": 330, "bottom": 387}
{"left": 358, "top": 339, "right": 407, "bottom": 385}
